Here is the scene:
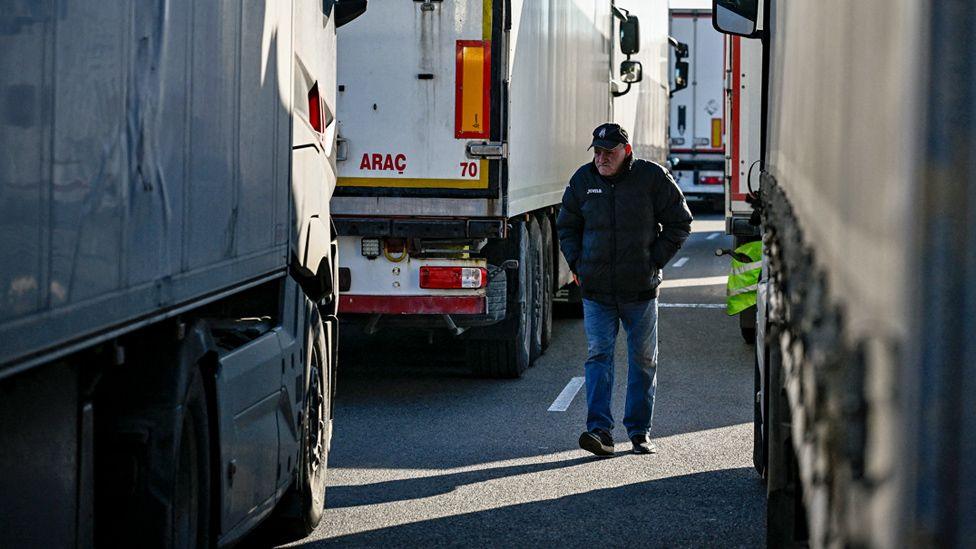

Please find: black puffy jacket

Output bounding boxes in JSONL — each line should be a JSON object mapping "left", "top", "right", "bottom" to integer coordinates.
{"left": 556, "top": 157, "right": 693, "bottom": 303}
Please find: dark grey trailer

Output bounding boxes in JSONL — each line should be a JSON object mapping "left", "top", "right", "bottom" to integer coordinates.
{"left": 0, "top": 0, "right": 364, "bottom": 546}
{"left": 713, "top": 0, "right": 976, "bottom": 546}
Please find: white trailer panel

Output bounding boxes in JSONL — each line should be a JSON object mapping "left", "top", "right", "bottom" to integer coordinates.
{"left": 334, "top": 0, "right": 669, "bottom": 220}
{"left": 330, "top": 0, "right": 672, "bottom": 264}
{"left": 505, "top": 0, "right": 614, "bottom": 216}
{"left": 612, "top": 0, "right": 672, "bottom": 165}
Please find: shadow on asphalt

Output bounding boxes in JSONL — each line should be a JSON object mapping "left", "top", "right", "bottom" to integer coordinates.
{"left": 329, "top": 309, "right": 754, "bottom": 469}
{"left": 339, "top": 326, "right": 469, "bottom": 373}
{"left": 300, "top": 467, "right": 765, "bottom": 547}
{"left": 326, "top": 455, "right": 598, "bottom": 509}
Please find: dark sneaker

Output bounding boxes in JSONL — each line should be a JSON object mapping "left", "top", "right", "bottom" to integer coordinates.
{"left": 631, "top": 434, "right": 657, "bottom": 454}
{"left": 579, "top": 429, "right": 614, "bottom": 456}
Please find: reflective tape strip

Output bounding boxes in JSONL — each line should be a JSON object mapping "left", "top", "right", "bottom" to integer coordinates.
{"left": 730, "top": 261, "right": 762, "bottom": 276}
{"left": 727, "top": 283, "right": 759, "bottom": 297}
{"left": 728, "top": 272, "right": 757, "bottom": 288}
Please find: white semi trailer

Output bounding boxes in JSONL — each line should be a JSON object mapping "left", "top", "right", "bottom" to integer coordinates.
{"left": 332, "top": 0, "right": 672, "bottom": 377}
{"left": 723, "top": 35, "right": 761, "bottom": 241}
{"left": 669, "top": 8, "right": 726, "bottom": 209}
{"left": 722, "top": 33, "right": 763, "bottom": 342}
{"left": 0, "top": 1, "right": 364, "bottom": 546}
{"left": 713, "top": 0, "right": 976, "bottom": 546}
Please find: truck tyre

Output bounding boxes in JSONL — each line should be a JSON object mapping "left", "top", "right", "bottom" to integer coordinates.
{"left": 95, "top": 327, "right": 214, "bottom": 549}
{"left": 752, "top": 349, "right": 767, "bottom": 480}
{"left": 767, "top": 440, "right": 807, "bottom": 547}
{"left": 172, "top": 370, "right": 212, "bottom": 549}
{"left": 740, "top": 307, "right": 757, "bottom": 344}
{"left": 536, "top": 212, "right": 554, "bottom": 352}
{"left": 528, "top": 217, "right": 545, "bottom": 362}
{"left": 765, "top": 328, "right": 808, "bottom": 546}
{"left": 272, "top": 306, "right": 332, "bottom": 540}
{"left": 99, "top": 374, "right": 213, "bottom": 547}
{"left": 468, "top": 221, "right": 532, "bottom": 378}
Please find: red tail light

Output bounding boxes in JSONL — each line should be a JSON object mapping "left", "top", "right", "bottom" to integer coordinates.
{"left": 308, "top": 83, "right": 322, "bottom": 133}
{"left": 419, "top": 266, "right": 488, "bottom": 289}
{"left": 699, "top": 175, "right": 723, "bottom": 185}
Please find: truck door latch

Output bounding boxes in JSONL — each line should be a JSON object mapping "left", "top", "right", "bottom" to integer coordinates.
{"left": 466, "top": 141, "right": 507, "bottom": 159}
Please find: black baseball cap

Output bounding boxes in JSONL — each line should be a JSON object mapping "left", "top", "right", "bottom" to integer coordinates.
{"left": 588, "top": 123, "right": 629, "bottom": 150}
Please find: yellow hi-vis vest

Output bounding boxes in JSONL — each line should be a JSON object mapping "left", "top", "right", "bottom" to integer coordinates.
{"left": 726, "top": 240, "right": 762, "bottom": 316}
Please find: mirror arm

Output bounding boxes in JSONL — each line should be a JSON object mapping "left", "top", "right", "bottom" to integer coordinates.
{"left": 612, "top": 82, "right": 632, "bottom": 98}
{"left": 612, "top": 6, "right": 629, "bottom": 22}
{"left": 668, "top": 37, "right": 688, "bottom": 58}
{"left": 614, "top": 53, "right": 639, "bottom": 97}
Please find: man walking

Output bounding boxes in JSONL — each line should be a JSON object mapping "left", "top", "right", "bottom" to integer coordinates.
{"left": 557, "top": 123, "right": 692, "bottom": 455}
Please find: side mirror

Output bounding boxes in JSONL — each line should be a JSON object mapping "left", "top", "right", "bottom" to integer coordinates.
{"left": 619, "top": 15, "right": 640, "bottom": 55}
{"left": 335, "top": 0, "right": 368, "bottom": 28}
{"left": 712, "top": 0, "right": 759, "bottom": 37}
{"left": 620, "top": 60, "right": 643, "bottom": 84}
{"left": 671, "top": 60, "right": 689, "bottom": 96}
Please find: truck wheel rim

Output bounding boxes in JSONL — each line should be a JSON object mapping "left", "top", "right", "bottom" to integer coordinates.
{"left": 308, "top": 344, "right": 325, "bottom": 476}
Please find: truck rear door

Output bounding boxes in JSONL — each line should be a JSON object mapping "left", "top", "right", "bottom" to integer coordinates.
{"left": 334, "top": 0, "right": 502, "bottom": 217}
{"left": 692, "top": 14, "right": 725, "bottom": 155}
{"left": 669, "top": 11, "right": 725, "bottom": 155}
{"left": 669, "top": 13, "right": 695, "bottom": 153}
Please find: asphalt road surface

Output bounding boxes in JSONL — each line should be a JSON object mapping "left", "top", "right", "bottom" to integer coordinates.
{"left": 255, "top": 209, "right": 765, "bottom": 547}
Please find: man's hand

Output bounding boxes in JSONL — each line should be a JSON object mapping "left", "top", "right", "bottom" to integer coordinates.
{"left": 573, "top": 273, "right": 581, "bottom": 287}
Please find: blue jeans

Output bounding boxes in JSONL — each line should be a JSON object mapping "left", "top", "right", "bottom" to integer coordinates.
{"left": 582, "top": 298, "right": 658, "bottom": 438}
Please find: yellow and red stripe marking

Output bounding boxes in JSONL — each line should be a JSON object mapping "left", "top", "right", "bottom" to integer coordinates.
{"left": 336, "top": 174, "right": 487, "bottom": 189}
{"left": 729, "top": 36, "right": 747, "bottom": 201}
{"left": 455, "top": 41, "right": 491, "bottom": 139}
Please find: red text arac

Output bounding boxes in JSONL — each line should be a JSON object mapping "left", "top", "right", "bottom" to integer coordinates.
{"left": 360, "top": 153, "right": 407, "bottom": 173}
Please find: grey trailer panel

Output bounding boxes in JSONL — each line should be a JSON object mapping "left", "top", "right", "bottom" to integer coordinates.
{"left": 0, "top": 6, "right": 49, "bottom": 322}
{"left": 766, "top": 0, "right": 919, "bottom": 341}
{"left": 239, "top": 3, "right": 287, "bottom": 257}
{"left": 48, "top": 2, "right": 126, "bottom": 307}
{"left": 186, "top": 0, "right": 241, "bottom": 270}
{"left": 0, "top": 1, "right": 293, "bottom": 371}
{"left": 759, "top": 0, "right": 924, "bottom": 546}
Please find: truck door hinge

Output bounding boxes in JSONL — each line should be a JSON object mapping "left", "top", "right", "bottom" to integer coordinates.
{"left": 414, "top": 0, "right": 443, "bottom": 11}
{"left": 466, "top": 141, "right": 507, "bottom": 159}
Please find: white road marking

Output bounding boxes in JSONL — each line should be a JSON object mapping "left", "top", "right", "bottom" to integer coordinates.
{"left": 659, "top": 303, "right": 726, "bottom": 309}
{"left": 672, "top": 257, "right": 690, "bottom": 268}
{"left": 548, "top": 377, "right": 585, "bottom": 412}
{"left": 707, "top": 232, "right": 721, "bottom": 240}
{"left": 659, "top": 275, "right": 727, "bottom": 289}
